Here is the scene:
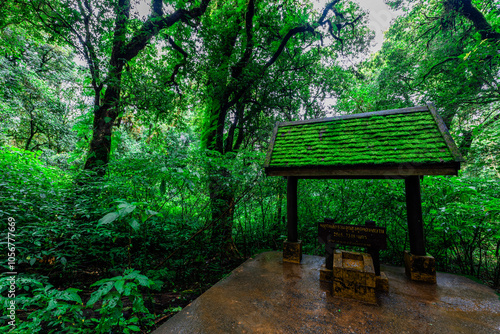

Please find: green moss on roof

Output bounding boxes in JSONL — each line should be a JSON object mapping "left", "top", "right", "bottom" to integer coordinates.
{"left": 268, "top": 111, "right": 455, "bottom": 167}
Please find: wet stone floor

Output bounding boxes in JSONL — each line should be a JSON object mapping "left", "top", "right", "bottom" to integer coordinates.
{"left": 152, "top": 252, "right": 500, "bottom": 334}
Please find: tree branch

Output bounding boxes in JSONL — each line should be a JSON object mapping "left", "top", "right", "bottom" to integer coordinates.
{"left": 109, "top": 0, "right": 131, "bottom": 67}
{"left": 264, "top": 24, "right": 315, "bottom": 70}
{"left": 449, "top": 0, "right": 500, "bottom": 41}
{"left": 231, "top": 0, "right": 255, "bottom": 79}
{"left": 152, "top": 0, "right": 163, "bottom": 17}
{"left": 414, "top": 56, "right": 458, "bottom": 87}
{"left": 167, "top": 36, "right": 188, "bottom": 93}
{"left": 76, "top": 0, "right": 103, "bottom": 96}
{"left": 123, "top": 0, "right": 211, "bottom": 61}
{"left": 318, "top": 0, "right": 340, "bottom": 24}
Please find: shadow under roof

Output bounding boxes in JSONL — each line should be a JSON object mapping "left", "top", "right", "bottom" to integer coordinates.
{"left": 264, "top": 103, "right": 464, "bottom": 179}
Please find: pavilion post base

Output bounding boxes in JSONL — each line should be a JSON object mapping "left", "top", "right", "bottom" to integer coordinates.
{"left": 376, "top": 272, "right": 389, "bottom": 292}
{"left": 404, "top": 251, "right": 436, "bottom": 284}
{"left": 283, "top": 240, "right": 302, "bottom": 264}
{"left": 320, "top": 265, "right": 333, "bottom": 282}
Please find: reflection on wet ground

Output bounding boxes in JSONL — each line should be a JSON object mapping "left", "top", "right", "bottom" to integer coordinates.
{"left": 153, "top": 252, "right": 500, "bottom": 334}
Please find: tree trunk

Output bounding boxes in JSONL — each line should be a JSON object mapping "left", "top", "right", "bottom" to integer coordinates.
{"left": 448, "top": 0, "right": 500, "bottom": 41}
{"left": 25, "top": 116, "right": 36, "bottom": 151}
{"left": 204, "top": 89, "right": 240, "bottom": 255}
{"left": 83, "top": 80, "right": 122, "bottom": 176}
{"left": 208, "top": 165, "right": 237, "bottom": 255}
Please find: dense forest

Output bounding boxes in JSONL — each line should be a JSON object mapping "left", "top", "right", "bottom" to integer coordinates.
{"left": 0, "top": 0, "right": 499, "bottom": 332}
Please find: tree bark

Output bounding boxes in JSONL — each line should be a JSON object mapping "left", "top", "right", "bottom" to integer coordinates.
{"left": 208, "top": 165, "right": 237, "bottom": 255}
{"left": 25, "top": 113, "right": 37, "bottom": 151}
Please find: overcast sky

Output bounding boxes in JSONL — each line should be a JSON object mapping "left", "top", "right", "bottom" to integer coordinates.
{"left": 355, "top": 0, "right": 402, "bottom": 51}
{"left": 315, "top": 0, "right": 402, "bottom": 51}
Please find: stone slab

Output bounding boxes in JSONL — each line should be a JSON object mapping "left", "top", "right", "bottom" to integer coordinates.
{"left": 152, "top": 252, "right": 500, "bottom": 334}
{"left": 333, "top": 250, "right": 377, "bottom": 304}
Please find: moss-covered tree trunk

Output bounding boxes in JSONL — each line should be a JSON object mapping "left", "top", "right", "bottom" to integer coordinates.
{"left": 207, "top": 164, "right": 238, "bottom": 255}
{"left": 204, "top": 93, "right": 240, "bottom": 256}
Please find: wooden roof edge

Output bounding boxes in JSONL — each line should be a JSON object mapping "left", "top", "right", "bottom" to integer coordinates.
{"left": 277, "top": 106, "right": 429, "bottom": 127}
{"left": 426, "top": 102, "right": 465, "bottom": 163}
{"left": 265, "top": 162, "right": 460, "bottom": 178}
{"left": 263, "top": 122, "right": 280, "bottom": 168}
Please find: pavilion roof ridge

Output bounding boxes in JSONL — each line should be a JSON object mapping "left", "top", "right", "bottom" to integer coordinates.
{"left": 278, "top": 106, "right": 429, "bottom": 127}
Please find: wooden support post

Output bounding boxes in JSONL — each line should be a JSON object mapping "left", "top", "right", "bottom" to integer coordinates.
{"left": 287, "top": 176, "right": 298, "bottom": 242}
{"left": 404, "top": 176, "right": 436, "bottom": 283}
{"left": 405, "top": 176, "right": 426, "bottom": 256}
{"left": 283, "top": 176, "right": 301, "bottom": 263}
{"left": 365, "top": 220, "right": 381, "bottom": 276}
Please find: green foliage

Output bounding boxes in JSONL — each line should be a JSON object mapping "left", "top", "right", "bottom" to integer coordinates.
{"left": 0, "top": 24, "right": 84, "bottom": 155}
{"left": 0, "top": 271, "right": 158, "bottom": 333}
{"left": 461, "top": 108, "right": 500, "bottom": 177}
{"left": 424, "top": 176, "right": 500, "bottom": 283}
{"left": 86, "top": 269, "right": 157, "bottom": 333}
{"left": 0, "top": 275, "right": 89, "bottom": 333}
{"left": 335, "top": 0, "right": 500, "bottom": 171}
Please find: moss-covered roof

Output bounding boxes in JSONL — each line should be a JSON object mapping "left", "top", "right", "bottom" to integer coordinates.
{"left": 264, "top": 104, "right": 463, "bottom": 177}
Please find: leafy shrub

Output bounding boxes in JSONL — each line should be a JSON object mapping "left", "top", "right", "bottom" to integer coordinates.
{"left": 0, "top": 271, "right": 159, "bottom": 333}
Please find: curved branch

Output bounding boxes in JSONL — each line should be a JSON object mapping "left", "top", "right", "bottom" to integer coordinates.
{"left": 450, "top": 0, "right": 500, "bottom": 41}
{"left": 414, "top": 56, "right": 458, "bottom": 87}
{"left": 167, "top": 36, "right": 188, "bottom": 93}
{"left": 123, "top": 0, "right": 211, "bottom": 61}
{"left": 318, "top": 0, "right": 340, "bottom": 24}
{"left": 264, "top": 24, "right": 315, "bottom": 70}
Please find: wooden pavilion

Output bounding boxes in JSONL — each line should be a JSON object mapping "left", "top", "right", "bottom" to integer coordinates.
{"left": 264, "top": 103, "right": 464, "bottom": 282}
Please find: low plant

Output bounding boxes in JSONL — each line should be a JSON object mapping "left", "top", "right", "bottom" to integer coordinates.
{"left": 86, "top": 269, "right": 158, "bottom": 333}
{"left": 0, "top": 270, "right": 159, "bottom": 333}
{"left": 0, "top": 275, "right": 89, "bottom": 333}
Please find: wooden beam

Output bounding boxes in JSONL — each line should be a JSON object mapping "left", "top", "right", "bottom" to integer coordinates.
{"left": 405, "top": 176, "right": 426, "bottom": 256}
{"left": 263, "top": 122, "right": 280, "bottom": 168}
{"left": 265, "top": 163, "right": 460, "bottom": 178}
{"left": 287, "top": 176, "right": 298, "bottom": 242}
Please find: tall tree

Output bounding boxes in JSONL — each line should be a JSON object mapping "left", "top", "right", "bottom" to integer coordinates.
{"left": 195, "top": 0, "right": 372, "bottom": 251}
{"left": 0, "top": 23, "right": 81, "bottom": 153}
{"left": 18, "top": 0, "right": 211, "bottom": 175}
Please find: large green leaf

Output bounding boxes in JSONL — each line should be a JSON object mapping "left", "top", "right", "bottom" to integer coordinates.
{"left": 98, "top": 212, "right": 119, "bottom": 226}
{"left": 118, "top": 202, "right": 136, "bottom": 217}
